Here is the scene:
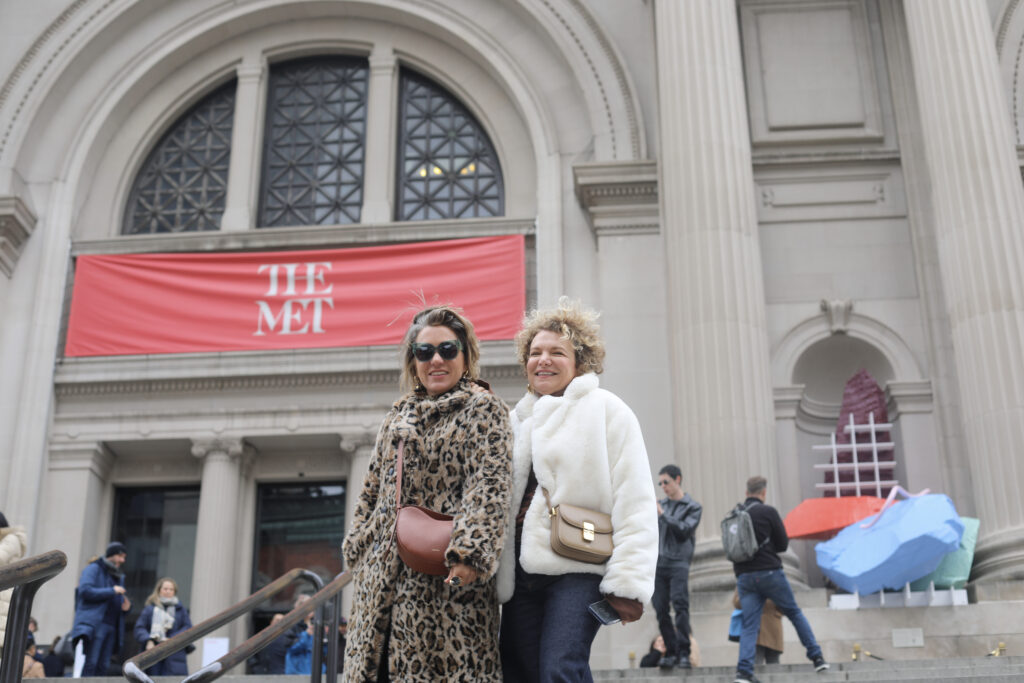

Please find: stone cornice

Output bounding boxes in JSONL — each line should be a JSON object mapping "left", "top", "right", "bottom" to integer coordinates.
{"left": 54, "top": 341, "right": 522, "bottom": 396}
{"left": 572, "top": 160, "right": 659, "bottom": 236}
{"left": 69, "top": 217, "right": 536, "bottom": 255}
{"left": 0, "top": 195, "right": 37, "bottom": 277}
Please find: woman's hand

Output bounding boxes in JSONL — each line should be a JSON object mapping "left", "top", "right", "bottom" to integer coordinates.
{"left": 145, "top": 640, "right": 155, "bottom": 651}
{"left": 604, "top": 594, "right": 643, "bottom": 624}
{"left": 444, "top": 562, "right": 479, "bottom": 588}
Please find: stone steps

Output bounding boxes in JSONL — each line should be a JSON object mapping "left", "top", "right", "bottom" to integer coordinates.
{"left": 591, "top": 655, "right": 1024, "bottom": 682}
{"left": 72, "top": 657, "right": 1024, "bottom": 683}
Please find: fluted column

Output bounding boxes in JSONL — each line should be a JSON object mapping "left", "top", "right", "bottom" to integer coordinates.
{"left": 903, "top": 0, "right": 1024, "bottom": 582}
{"left": 190, "top": 438, "right": 246, "bottom": 650}
{"left": 654, "top": 0, "right": 777, "bottom": 590}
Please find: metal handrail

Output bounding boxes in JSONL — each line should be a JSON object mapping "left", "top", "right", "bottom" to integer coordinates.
{"left": 0, "top": 550, "right": 67, "bottom": 683}
{"left": 122, "top": 567, "right": 326, "bottom": 683}
{"left": 182, "top": 571, "right": 351, "bottom": 683}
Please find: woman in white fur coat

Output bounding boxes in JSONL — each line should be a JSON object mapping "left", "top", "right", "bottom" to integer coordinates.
{"left": 498, "top": 299, "right": 659, "bottom": 683}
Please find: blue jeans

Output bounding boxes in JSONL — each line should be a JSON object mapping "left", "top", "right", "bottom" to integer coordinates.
{"left": 500, "top": 565, "right": 603, "bottom": 683}
{"left": 736, "top": 569, "right": 821, "bottom": 676}
{"left": 81, "top": 622, "right": 117, "bottom": 677}
{"left": 652, "top": 564, "right": 691, "bottom": 657}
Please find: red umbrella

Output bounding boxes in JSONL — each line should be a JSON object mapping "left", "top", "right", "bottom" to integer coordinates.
{"left": 784, "top": 496, "right": 887, "bottom": 541}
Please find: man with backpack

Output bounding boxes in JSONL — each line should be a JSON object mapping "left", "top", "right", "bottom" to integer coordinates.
{"left": 726, "top": 476, "right": 828, "bottom": 683}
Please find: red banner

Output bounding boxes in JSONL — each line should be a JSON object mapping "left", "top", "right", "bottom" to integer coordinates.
{"left": 65, "top": 235, "right": 525, "bottom": 357}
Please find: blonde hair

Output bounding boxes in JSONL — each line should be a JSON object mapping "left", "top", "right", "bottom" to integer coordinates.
{"left": 399, "top": 305, "right": 481, "bottom": 393}
{"left": 146, "top": 577, "right": 179, "bottom": 606}
{"left": 515, "top": 297, "right": 605, "bottom": 375}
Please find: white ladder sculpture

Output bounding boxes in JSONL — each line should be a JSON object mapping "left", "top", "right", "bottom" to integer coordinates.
{"left": 812, "top": 411, "right": 898, "bottom": 497}
{"left": 812, "top": 412, "right": 968, "bottom": 609}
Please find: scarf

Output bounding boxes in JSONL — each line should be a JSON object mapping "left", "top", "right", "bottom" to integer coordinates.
{"left": 149, "top": 596, "right": 179, "bottom": 642}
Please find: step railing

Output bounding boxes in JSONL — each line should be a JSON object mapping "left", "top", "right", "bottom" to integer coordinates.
{"left": 0, "top": 550, "right": 67, "bottom": 683}
{"left": 123, "top": 568, "right": 350, "bottom": 683}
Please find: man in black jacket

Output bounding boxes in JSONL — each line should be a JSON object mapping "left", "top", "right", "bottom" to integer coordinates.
{"left": 732, "top": 476, "right": 828, "bottom": 683}
{"left": 652, "top": 464, "right": 702, "bottom": 669}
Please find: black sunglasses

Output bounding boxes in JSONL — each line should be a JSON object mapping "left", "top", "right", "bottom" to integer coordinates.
{"left": 412, "top": 339, "right": 463, "bottom": 362}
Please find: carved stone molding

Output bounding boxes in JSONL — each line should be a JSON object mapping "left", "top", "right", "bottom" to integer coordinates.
{"left": 820, "top": 298, "right": 853, "bottom": 334}
{"left": 0, "top": 195, "right": 37, "bottom": 277}
{"left": 572, "top": 160, "right": 659, "bottom": 236}
{"left": 48, "top": 440, "right": 114, "bottom": 479}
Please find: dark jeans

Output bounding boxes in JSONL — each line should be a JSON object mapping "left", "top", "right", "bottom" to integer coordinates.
{"left": 500, "top": 564, "right": 603, "bottom": 683}
{"left": 652, "top": 563, "right": 690, "bottom": 657}
{"left": 81, "top": 623, "right": 117, "bottom": 677}
{"left": 736, "top": 569, "right": 822, "bottom": 676}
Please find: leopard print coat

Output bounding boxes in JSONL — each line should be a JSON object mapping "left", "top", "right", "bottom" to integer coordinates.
{"left": 341, "top": 379, "right": 513, "bottom": 682}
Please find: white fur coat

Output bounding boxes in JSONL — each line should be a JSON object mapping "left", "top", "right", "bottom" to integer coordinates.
{"left": 496, "top": 373, "right": 659, "bottom": 604}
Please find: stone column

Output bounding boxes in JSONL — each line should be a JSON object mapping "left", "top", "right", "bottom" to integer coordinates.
{"left": 190, "top": 437, "right": 245, "bottom": 652}
{"left": 360, "top": 45, "right": 397, "bottom": 223}
{"left": 340, "top": 437, "right": 373, "bottom": 619}
{"left": 654, "top": 1, "right": 778, "bottom": 590}
{"left": 34, "top": 442, "right": 113, "bottom": 642}
{"left": 903, "top": 0, "right": 1024, "bottom": 582}
{"left": 220, "top": 60, "right": 266, "bottom": 231}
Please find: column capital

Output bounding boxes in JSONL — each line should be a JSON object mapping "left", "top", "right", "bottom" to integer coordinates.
{"left": 48, "top": 441, "right": 114, "bottom": 479}
{"left": 191, "top": 437, "right": 245, "bottom": 460}
{"left": 0, "top": 194, "right": 37, "bottom": 278}
{"left": 339, "top": 432, "right": 376, "bottom": 453}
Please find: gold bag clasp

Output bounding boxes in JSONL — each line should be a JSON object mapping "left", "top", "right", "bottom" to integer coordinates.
{"left": 582, "top": 521, "right": 595, "bottom": 542}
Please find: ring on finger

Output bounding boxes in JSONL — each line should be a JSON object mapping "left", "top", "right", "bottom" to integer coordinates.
{"left": 449, "top": 576, "right": 462, "bottom": 587}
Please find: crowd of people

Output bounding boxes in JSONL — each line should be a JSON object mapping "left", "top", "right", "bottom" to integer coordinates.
{"left": 0, "top": 298, "right": 830, "bottom": 683}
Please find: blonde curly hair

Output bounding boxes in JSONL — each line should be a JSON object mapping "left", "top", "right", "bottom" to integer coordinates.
{"left": 515, "top": 297, "right": 605, "bottom": 375}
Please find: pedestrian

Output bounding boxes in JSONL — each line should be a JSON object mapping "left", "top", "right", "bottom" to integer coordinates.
{"left": 285, "top": 594, "right": 324, "bottom": 675}
{"left": 639, "top": 635, "right": 667, "bottom": 668}
{"left": 731, "top": 477, "right": 828, "bottom": 683}
{"left": 498, "top": 298, "right": 659, "bottom": 683}
{"left": 341, "top": 305, "right": 513, "bottom": 682}
{"left": 133, "top": 577, "right": 194, "bottom": 675}
{"left": 69, "top": 542, "right": 131, "bottom": 677}
{"left": 41, "top": 635, "right": 67, "bottom": 677}
{"left": 0, "top": 511, "right": 28, "bottom": 656}
{"left": 652, "top": 464, "right": 702, "bottom": 669}
{"left": 22, "top": 632, "right": 45, "bottom": 679}
{"left": 731, "top": 589, "right": 782, "bottom": 664}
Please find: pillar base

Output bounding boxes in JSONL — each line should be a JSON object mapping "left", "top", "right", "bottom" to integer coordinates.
{"left": 971, "top": 526, "right": 1024, "bottom": 583}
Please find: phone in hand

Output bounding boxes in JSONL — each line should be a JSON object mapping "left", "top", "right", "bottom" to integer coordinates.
{"left": 587, "top": 598, "right": 621, "bottom": 625}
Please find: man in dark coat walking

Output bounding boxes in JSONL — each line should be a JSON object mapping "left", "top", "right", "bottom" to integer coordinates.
{"left": 70, "top": 542, "right": 131, "bottom": 676}
{"left": 731, "top": 477, "right": 828, "bottom": 683}
{"left": 652, "top": 464, "right": 702, "bottom": 669}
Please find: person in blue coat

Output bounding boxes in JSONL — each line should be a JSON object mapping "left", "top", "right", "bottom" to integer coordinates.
{"left": 69, "top": 542, "right": 131, "bottom": 676}
{"left": 284, "top": 595, "right": 326, "bottom": 675}
{"left": 133, "top": 577, "right": 194, "bottom": 676}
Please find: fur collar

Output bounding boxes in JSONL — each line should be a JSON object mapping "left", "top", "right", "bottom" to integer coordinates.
{"left": 513, "top": 372, "right": 599, "bottom": 419}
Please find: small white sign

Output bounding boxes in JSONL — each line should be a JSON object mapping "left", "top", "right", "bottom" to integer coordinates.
{"left": 201, "top": 637, "right": 231, "bottom": 666}
{"left": 892, "top": 628, "right": 924, "bottom": 648}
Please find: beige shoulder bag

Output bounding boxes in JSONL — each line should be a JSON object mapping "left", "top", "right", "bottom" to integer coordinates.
{"left": 542, "top": 487, "right": 613, "bottom": 564}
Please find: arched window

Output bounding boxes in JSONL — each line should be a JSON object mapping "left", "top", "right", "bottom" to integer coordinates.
{"left": 396, "top": 70, "right": 504, "bottom": 220}
{"left": 123, "top": 58, "right": 505, "bottom": 232}
{"left": 258, "top": 57, "right": 369, "bottom": 227}
{"left": 122, "top": 81, "right": 236, "bottom": 234}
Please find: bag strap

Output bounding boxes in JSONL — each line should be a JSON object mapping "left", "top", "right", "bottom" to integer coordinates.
{"left": 541, "top": 486, "right": 555, "bottom": 516}
{"left": 396, "top": 439, "right": 406, "bottom": 511}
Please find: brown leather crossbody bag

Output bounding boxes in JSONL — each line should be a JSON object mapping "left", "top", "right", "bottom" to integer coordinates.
{"left": 394, "top": 440, "right": 454, "bottom": 575}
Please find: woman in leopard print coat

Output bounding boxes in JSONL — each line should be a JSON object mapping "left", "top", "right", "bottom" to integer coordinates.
{"left": 341, "top": 306, "right": 513, "bottom": 682}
